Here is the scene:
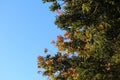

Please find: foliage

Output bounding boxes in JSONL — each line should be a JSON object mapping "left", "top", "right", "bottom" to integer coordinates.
{"left": 38, "top": 0, "right": 120, "bottom": 80}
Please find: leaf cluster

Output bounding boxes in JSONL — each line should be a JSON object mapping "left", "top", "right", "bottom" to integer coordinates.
{"left": 38, "top": 0, "right": 120, "bottom": 80}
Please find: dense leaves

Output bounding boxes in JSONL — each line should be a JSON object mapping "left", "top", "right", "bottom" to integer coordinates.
{"left": 38, "top": 0, "right": 120, "bottom": 80}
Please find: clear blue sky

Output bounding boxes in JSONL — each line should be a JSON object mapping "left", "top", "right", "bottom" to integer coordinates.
{"left": 0, "top": 0, "right": 63, "bottom": 80}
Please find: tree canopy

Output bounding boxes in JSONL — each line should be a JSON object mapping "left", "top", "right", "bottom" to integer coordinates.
{"left": 38, "top": 0, "right": 120, "bottom": 80}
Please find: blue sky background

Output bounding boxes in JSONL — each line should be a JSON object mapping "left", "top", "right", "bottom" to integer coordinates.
{"left": 0, "top": 0, "right": 64, "bottom": 80}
